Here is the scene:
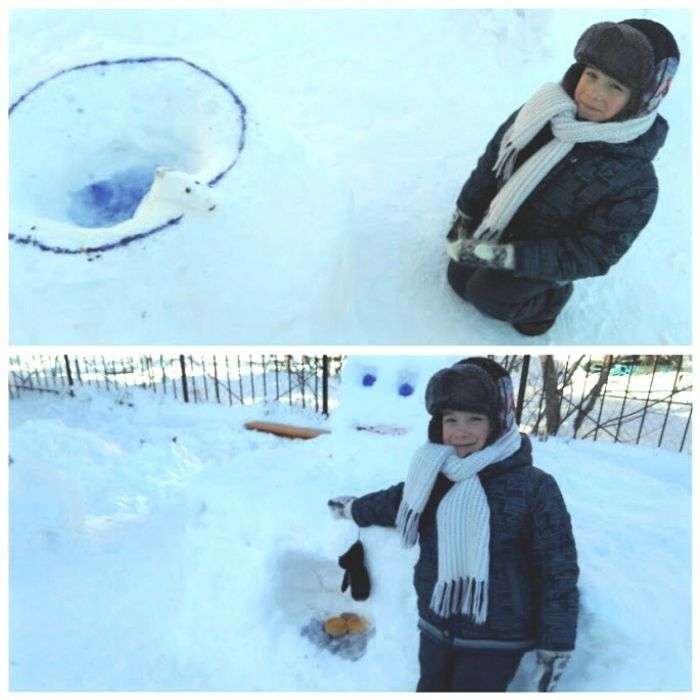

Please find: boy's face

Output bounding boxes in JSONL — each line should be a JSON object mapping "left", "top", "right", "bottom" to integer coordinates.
{"left": 574, "top": 65, "right": 632, "bottom": 122}
{"left": 441, "top": 410, "right": 491, "bottom": 457}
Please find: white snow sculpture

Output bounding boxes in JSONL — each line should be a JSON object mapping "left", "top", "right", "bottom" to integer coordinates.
{"left": 133, "top": 167, "right": 218, "bottom": 222}
{"left": 331, "top": 356, "right": 458, "bottom": 434}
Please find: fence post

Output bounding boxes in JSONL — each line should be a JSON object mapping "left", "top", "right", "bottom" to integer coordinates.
{"left": 213, "top": 356, "right": 221, "bottom": 404}
{"left": 592, "top": 355, "right": 613, "bottom": 441}
{"left": 515, "top": 355, "right": 530, "bottom": 425}
{"left": 635, "top": 356, "right": 659, "bottom": 444}
{"left": 322, "top": 355, "right": 330, "bottom": 416}
{"left": 658, "top": 355, "right": 683, "bottom": 448}
{"left": 179, "top": 354, "right": 189, "bottom": 403}
{"left": 680, "top": 404, "right": 692, "bottom": 453}
{"left": 63, "top": 355, "right": 74, "bottom": 397}
{"left": 614, "top": 359, "right": 635, "bottom": 443}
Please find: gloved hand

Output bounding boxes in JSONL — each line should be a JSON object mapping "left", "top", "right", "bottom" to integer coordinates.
{"left": 446, "top": 237, "right": 515, "bottom": 271}
{"left": 533, "top": 649, "right": 571, "bottom": 692}
{"left": 446, "top": 208, "right": 474, "bottom": 242}
{"left": 328, "top": 496, "right": 356, "bottom": 520}
{"left": 338, "top": 540, "right": 370, "bottom": 601}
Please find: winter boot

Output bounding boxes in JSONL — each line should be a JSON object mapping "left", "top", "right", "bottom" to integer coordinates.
{"left": 512, "top": 318, "right": 556, "bottom": 336}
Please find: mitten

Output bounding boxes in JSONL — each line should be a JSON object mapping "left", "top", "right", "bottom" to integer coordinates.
{"left": 446, "top": 208, "right": 474, "bottom": 242}
{"left": 338, "top": 540, "right": 370, "bottom": 601}
{"left": 446, "top": 237, "right": 515, "bottom": 271}
{"left": 328, "top": 496, "right": 356, "bottom": 520}
{"left": 533, "top": 649, "right": 571, "bottom": 692}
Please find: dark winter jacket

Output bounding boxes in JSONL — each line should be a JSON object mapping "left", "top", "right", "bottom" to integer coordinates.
{"left": 457, "top": 108, "right": 668, "bottom": 282}
{"left": 350, "top": 434, "right": 579, "bottom": 652}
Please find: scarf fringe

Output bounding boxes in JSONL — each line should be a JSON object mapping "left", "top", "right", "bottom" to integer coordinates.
{"left": 396, "top": 500, "right": 421, "bottom": 548}
{"left": 429, "top": 577, "right": 488, "bottom": 624}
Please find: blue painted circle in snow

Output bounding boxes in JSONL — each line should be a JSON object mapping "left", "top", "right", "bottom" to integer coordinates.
{"left": 398, "top": 383, "right": 414, "bottom": 397}
{"left": 362, "top": 373, "right": 377, "bottom": 387}
{"left": 9, "top": 56, "right": 247, "bottom": 255}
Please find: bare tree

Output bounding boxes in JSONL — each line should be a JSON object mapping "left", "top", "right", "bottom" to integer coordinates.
{"left": 573, "top": 355, "right": 613, "bottom": 432}
{"left": 536, "top": 355, "right": 587, "bottom": 436}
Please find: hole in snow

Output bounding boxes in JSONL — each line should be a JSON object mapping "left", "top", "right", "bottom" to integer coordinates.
{"left": 271, "top": 549, "right": 344, "bottom": 623}
{"left": 67, "top": 166, "right": 156, "bottom": 228}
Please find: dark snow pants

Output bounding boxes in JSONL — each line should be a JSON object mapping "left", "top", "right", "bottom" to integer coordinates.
{"left": 416, "top": 632, "right": 525, "bottom": 692}
{"left": 447, "top": 260, "right": 573, "bottom": 326}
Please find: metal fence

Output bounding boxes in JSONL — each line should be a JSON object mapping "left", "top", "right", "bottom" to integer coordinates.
{"left": 8, "top": 353, "right": 343, "bottom": 415}
{"left": 507, "top": 354, "right": 692, "bottom": 453}
{"left": 8, "top": 353, "right": 692, "bottom": 453}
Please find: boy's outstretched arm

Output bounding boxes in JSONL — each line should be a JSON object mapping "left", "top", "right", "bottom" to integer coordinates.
{"left": 328, "top": 483, "right": 404, "bottom": 527}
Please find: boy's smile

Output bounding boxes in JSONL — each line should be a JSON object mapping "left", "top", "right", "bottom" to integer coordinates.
{"left": 441, "top": 410, "right": 491, "bottom": 457}
{"left": 574, "top": 65, "right": 632, "bottom": 122}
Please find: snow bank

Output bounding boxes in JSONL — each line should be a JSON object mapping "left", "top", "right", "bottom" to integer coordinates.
{"left": 9, "top": 386, "right": 691, "bottom": 691}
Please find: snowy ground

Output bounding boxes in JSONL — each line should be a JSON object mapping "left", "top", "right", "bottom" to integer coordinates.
{"left": 9, "top": 8, "right": 691, "bottom": 344}
{"left": 9, "top": 363, "right": 691, "bottom": 691}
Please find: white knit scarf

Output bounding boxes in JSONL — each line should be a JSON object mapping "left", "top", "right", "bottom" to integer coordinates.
{"left": 396, "top": 423, "right": 522, "bottom": 623}
{"left": 473, "top": 82, "right": 659, "bottom": 242}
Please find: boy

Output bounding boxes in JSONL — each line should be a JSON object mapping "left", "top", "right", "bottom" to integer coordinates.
{"left": 445, "top": 19, "right": 680, "bottom": 336}
{"left": 329, "top": 358, "right": 579, "bottom": 691}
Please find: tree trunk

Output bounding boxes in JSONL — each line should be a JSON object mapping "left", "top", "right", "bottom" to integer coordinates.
{"left": 540, "top": 355, "right": 561, "bottom": 435}
{"left": 574, "top": 354, "right": 613, "bottom": 432}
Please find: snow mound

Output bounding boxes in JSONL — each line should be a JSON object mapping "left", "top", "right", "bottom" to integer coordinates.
{"left": 9, "top": 56, "right": 245, "bottom": 254}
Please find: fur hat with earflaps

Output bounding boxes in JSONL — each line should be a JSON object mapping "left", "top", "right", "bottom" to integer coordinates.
{"left": 562, "top": 18, "right": 680, "bottom": 119}
{"left": 425, "top": 357, "right": 517, "bottom": 446}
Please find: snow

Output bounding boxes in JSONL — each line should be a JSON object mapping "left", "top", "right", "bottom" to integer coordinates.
{"left": 9, "top": 8, "right": 691, "bottom": 344}
{"left": 9, "top": 355, "right": 691, "bottom": 691}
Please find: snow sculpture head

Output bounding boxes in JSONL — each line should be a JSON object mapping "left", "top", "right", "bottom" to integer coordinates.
{"left": 332, "top": 356, "right": 460, "bottom": 434}
{"left": 135, "top": 167, "right": 218, "bottom": 218}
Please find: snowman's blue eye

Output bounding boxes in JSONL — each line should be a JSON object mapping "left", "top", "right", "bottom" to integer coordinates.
{"left": 398, "top": 382, "right": 414, "bottom": 397}
{"left": 362, "top": 373, "right": 377, "bottom": 387}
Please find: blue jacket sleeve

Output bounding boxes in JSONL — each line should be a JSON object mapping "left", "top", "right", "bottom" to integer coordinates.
{"left": 530, "top": 473, "right": 580, "bottom": 651}
{"left": 456, "top": 109, "right": 519, "bottom": 223}
{"left": 514, "top": 165, "right": 658, "bottom": 281}
{"left": 351, "top": 482, "right": 404, "bottom": 528}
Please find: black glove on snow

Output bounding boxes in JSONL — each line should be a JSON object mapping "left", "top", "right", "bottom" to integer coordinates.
{"left": 338, "top": 540, "right": 370, "bottom": 601}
